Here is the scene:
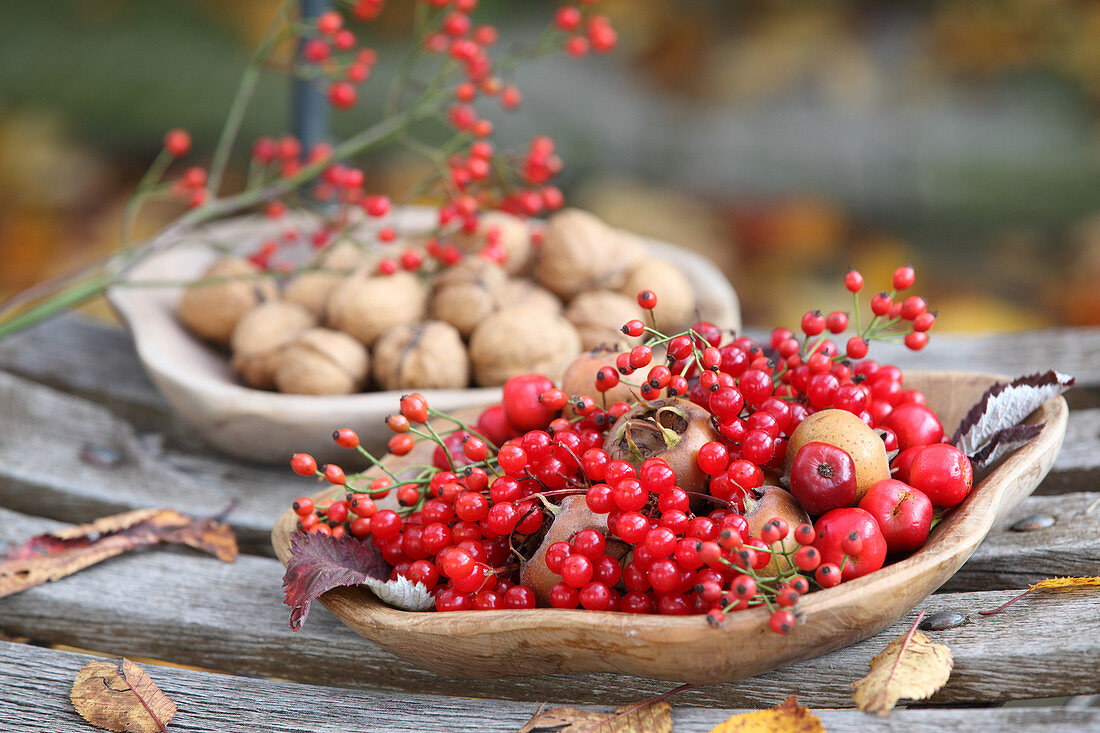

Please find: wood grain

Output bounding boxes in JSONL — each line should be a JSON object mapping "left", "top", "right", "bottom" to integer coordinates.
{"left": 2, "top": 504, "right": 1096, "bottom": 708}
{"left": 1, "top": 641, "right": 1097, "bottom": 733}
{"left": 269, "top": 371, "right": 1068, "bottom": 684}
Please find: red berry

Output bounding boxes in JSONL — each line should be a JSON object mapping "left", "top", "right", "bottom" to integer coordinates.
{"left": 554, "top": 6, "right": 582, "bottom": 31}
{"left": 622, "top": 319, "right": 645, "bottom": 338}
{"left": 322, "top": 464, "right": 346, "bottom": 485}
{"left": 332, "top": 428, "right": 359, "bottom": 449}
{"left": 904, "top": 331, "right": 929, "bottom": 351}
{"left": 290, "top": 453, "right": 318, "bottom": 476}
{"left": 769, "top": 609, "right": 795, "bottom": 634}
{"left": 870, "top": 292, "right": 893, "bottom": 317}
{"left": 163, "top": 128, "right": 191, "bottom": 157}
{"left": 328, "top": 82, "right": 357, "bottom": 109}
{"left": 826, "top": 311, "right": 848, "bottom": 334}
{"left": 503, "top": 374, "right": 557, "bottom": 432}
{"left": 637, "top": 290, "right": 657, "bottom": 310}
{"left": 800, "top": 310, "right": 825, "bottom": 337}
{"left": 893, "top": 265, "right": 916, "bottom": 291}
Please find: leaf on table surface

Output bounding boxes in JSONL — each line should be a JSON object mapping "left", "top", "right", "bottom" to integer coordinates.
{"left": 980, "top": 575, "right": 1100, "bottom": 615}
{"left": 70, "top": 658, "right": 177, "bottom": 733}
{"left": 283, "top": 530, "right": 389, "bottom": 630}
{"left": 361, "top": 573, "right": 435, "bottom": 611}
{"left": 0, "top": 508, "right": 237, "bottom": 599}
{"left": 707, "top": 695, "right": 824, "bottom": 732}
{"left": 517, "top": 700, "right": 672, "bottom": 733}
{"left": 851, "top": 625, "right": 953, "bottom": 717}
{"left": 952, "top": 371, "right": 1073, "bottom": 459}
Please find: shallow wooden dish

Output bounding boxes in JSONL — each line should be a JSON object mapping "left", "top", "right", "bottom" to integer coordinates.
{"left": 107, "top": 208, "right": 740, "bottom": 465}
{"left": 271, "top": 371, "right": 1067, "bottom": 683}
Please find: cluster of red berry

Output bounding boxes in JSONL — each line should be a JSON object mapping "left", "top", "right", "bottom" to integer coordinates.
{"left": 144, "top": 1, "right": 618, "bottom": 281}
{"left": 286, "top": 266, "right": 976, "bottom": 633}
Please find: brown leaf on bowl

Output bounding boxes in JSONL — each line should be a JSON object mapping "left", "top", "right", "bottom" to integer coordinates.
{"left": 517, "top": 700, "right": 672, "bottom": 733}
{"left": 851, "top": 613, "right": 953, "bottom": 716}
{"left": 707, "top": 695, "right": 824, "bottom": 732}
{"left": 282, "top": 530, "right": 389, "bottom": 630}
{"left": 70, "top": 658, "right": 177, "bottom": 733}
{"left": 0, "top": 508, "right": 238, "bottom": 599}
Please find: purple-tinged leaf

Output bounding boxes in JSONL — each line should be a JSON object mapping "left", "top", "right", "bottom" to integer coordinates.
{"left": 970, "top": 423, "right": 1045, "bottom": 470}
{"left": 283, "top": 531, "right": 388, "bottom": 631}
{"left": 952, "top": 371, "right": 1073, "bottom": 458}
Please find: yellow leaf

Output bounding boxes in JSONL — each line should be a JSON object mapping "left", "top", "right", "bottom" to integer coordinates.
{"left": 851, "top": 630, "right": 953, "bottom": 716}
{"left": 517, "top": 700, "right": 672, "bottom": 733}
{"left": 1030, "top": 576, "right": 1100, "bottom": 591}
{"left": 70, "top": 659, "right": 177, "bottom": 733}
{"left": 708, "top": 696, "right": 825, "bottom": 733}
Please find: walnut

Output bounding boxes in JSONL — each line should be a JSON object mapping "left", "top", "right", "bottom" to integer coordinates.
{"left": 229, "top": 301, "right": 316, "bottom": 390}
{"left": 503, "top": 278, "right": 562, "bottom": 313}
{"left": 273, "top": 327, "right": 370, "bottom": 395}
{"left": 455, "top": 211, "right": 533, "bottom": 274}
{"left": 283, "top": 243, "right": 373, "bottom": 318}
{"left": 178, "top": 257, "right": 277, "bottom": 346}
{"left": 372, "top": 320, "right": 469, "bottom": 390}
{"left": 620, "top": 259, "right": 696, "bottom": 333}
{"left": 429, "top": 258, "right": 508, "bottom": 338}
{"left": 467, "top": 305, "right": 582, "bottom": 386}
{"left": 533, "top": 208, "right": 647, "bottom": 300}
{"left": 564, "top": 290, "right": 645, "bottom": 350}
{"left": 326, "top": 270, "right": 427, "bottom": 346}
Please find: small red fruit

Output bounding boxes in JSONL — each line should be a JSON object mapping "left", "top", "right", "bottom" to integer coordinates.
{"left": 813, "top": 507, "right": 888, "bottom": 581}
{"left": 789, "top": 442, "right": 858, "bottom": 515}
{"left": 882, "top": 404, "right": 944, "bottom": 451}
{"left": 859, "top": 478, "right": 934, "bottom": 553}
{"left": 502, "top": 374, "right": 557, "bottom": 432}
{"left": 908, "top": 443, "right": 973, "bottom": 508}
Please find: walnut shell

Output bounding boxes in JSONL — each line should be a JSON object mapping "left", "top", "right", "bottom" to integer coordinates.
{"left": 620, "top": 259, "right": 696, "bottom": 333}
{"left": 229, "top": 301, "right": 316, "bottom": 390}
{"left": 429, "top": 259, "right": 508, "bottom": 338}
{"left": 564, "top": 290, "right": 645, "bottom": 351}
{"left": 273, "top": 327, "right": 370, "bottom": 395}
{"left": 320, "top": 241, "right": 371, "bottom": 271}
{"left": 372, "top": 320, "right": 469, "bottom": 391}
{"left": 283, "top": 271, "right": 344, "bottom": 319}
{"left": 178, "top": 257, "right": 277, "bottom": 346}
{"left": 468, "top": 305, "right": 582, "bottom": 386}
{"left": 327, "top": 270, "right": 427, "bottom": 346}
{"left": 455, "top": 211, "right": 533, "bottom": 275}
{"left": 503, "top": 278, "right": 562, "bottom": 313}
{"left": 533, "top": 209, "right": 647, "bottom": 300}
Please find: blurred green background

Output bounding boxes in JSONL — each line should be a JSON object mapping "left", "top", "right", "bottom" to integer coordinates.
{"left": 3, "top": 0, "right": 1100, "bottom": 331}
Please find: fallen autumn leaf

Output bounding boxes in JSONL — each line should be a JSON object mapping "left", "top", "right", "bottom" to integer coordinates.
{"left": 70, "top": 658, "right": 177, "bottom": 733}
{"left": 707, "top": 696, "right": 825, "bottom": 733}
{"left": 979, "top": 575, "right": 1100, "bottom": 615}
{"left": 0, "top": 508, "right": 237, "bottom": 599}
{"left": 851, "top": 612, "right": 953, "bottom": 716}
{"left": 516, "top": 700, "right": 672, "bottom": 733}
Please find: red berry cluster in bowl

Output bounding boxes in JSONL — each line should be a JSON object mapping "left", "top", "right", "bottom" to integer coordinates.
{"left": 286, "top": 266, "right": 973, "bottom": 633}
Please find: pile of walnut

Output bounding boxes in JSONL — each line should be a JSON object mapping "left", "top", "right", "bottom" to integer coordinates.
{"left": 177, "top": 208, "right": 699, "bottom": 395}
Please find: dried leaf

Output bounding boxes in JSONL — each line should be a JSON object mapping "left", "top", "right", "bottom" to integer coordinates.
{"left": 1029, "top": 576, "right": 1100, "bottom": 591}
{"left": 969, "top": 423, "right": 1044, "bottom": 470}
{"left": 361, "top": 573, "right": 435, "bottom": 611}
{"left": 70, "top": 659, "right": 177, "bottom": 733}
{"left": 517, "top": 701, "right": 672, "bottom": 733}
{"left": 851, "top": 626, "right": 953, "bottom": 716}
{"left": 707, "top": 696, "right": 824, "bottom": 733}
{"left": 283, "top": 531, "right": 389, "bottom": 630}
{"left": 952, "top": 371, "right": 1073, "bottom": 458}
{"left": 980, "top": 576, "right": 1100, "bottom": 615}
{"left": 0, "top": 509, "right": 237, "bottom": 599}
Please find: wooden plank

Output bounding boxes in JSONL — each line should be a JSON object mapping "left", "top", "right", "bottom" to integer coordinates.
{"left": 0, "top": 508, "right": 1097, "bottom": 709}
{"left": 1, "top": 641, "right": 1098, "bottom": 733}
{"left": 0, "top": 371, "right": 303, "bottom": 556}
{"left": 941, "top": 491, "right": 1100, "bottom": 592}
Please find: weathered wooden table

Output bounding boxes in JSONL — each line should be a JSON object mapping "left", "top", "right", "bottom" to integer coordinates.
{"left": 0, "top": 316, "right": 1097, "bottom": 732}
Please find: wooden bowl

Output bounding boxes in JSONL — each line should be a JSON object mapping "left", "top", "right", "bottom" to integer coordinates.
{"left": 107, "top": 208, "right": 740, "bottom": 465}
{"left": 271, "top": 371, "right": 1067, "bottom": 683}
